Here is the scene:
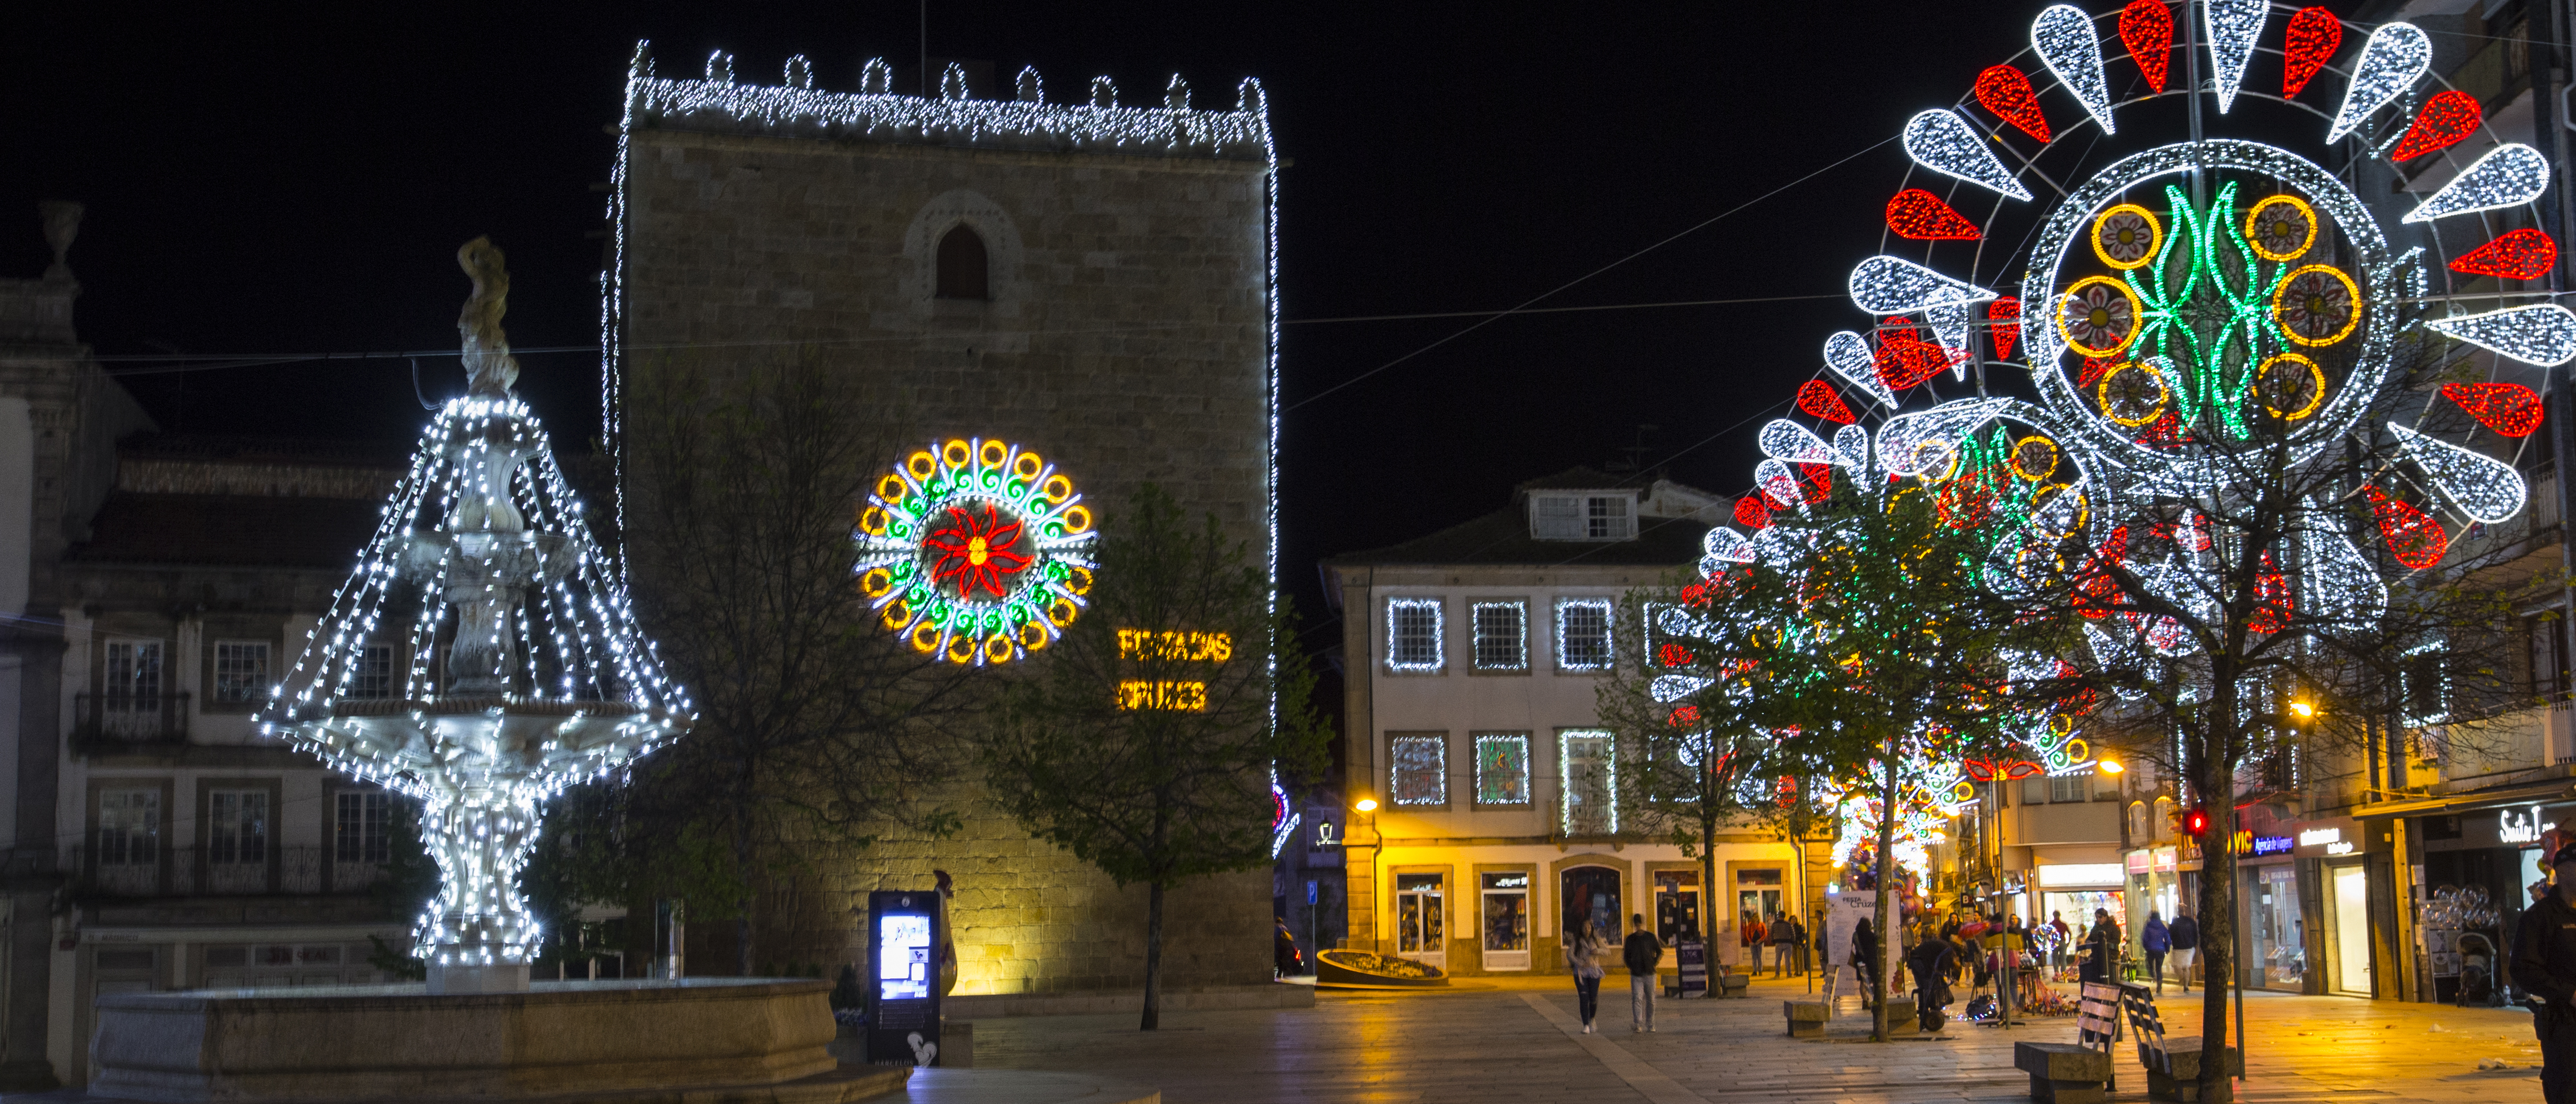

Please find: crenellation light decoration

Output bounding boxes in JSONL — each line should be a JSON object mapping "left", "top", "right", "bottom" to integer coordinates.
{"left": 1902, "top": 110, "right": 2036, "bottom": 200}
{"left": 2325, "top": 22, "right": 2430, "bottom": 143}
{"left": 2033, "top": 5, "right": 2116, "bottom": 134}
{"left": 855, "top": 439, "right": 1098, "bottom": 666}
{"left": 2280, "top": 7, "right": 2343, "bottom": 100}
{"left": 262, "top": 240, "right": 692, "bottom": 989}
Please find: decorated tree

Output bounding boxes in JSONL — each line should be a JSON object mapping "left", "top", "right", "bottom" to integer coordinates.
{"left": 978, "top": 485, "right": 1331, "bottom": 1031}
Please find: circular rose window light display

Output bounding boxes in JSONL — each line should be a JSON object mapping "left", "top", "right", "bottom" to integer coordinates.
{"left": 855, "top": 438, "right": 1098, "bottom": 665}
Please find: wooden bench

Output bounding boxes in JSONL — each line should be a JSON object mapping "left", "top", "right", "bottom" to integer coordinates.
{"left": 2119, "top": 982, "right": 2239, "bottom": 1102}
{"left": 1783, "top": 1000, "right": 1827, "bottom": 1037}
{"left": 2008, "top": 983, "right": 2121, "bottom": 1102}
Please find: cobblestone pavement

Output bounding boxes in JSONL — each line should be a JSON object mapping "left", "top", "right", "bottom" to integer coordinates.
{"left": 968, "top": 974, "right": 2549, "bottom": 1103}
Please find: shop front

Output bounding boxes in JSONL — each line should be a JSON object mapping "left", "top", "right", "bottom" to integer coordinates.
{"left": 2235, "top": 804, "right": 2306, "bottom": 993}
{"left": 2033, "top": 860, "right": 2126, "bottom": 955}
{"left": 2291, "top": 815, "right": 2370, "bottom": 998}
{"left": 2414, "top": 802, "right": 2559, "bottom": 1004}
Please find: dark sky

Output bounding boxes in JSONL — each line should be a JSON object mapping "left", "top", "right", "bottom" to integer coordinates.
{"left": 5, "top": 1, "right": 2093, "bottom": 626}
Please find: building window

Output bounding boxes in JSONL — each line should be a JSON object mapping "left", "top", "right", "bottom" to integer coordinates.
{"left": 105, "top": 641, "right": 163, "bottom": 706}
{"left": 336, "top": 791, "right": 391, "bottom": 864}
{"left": 2530, "top": 614, "right": 2567, "bottom": 701}
{"left": 351, "top": 645, "right": 396, "bottom": 700}
{"left": 97, "top": 789, "right": 159, "bottom": 866}
{"left": 1471, "top": 602, "right": 1527, "bottom": 671}
{"left": 1386, "top": 598, "right": 1443, "bottom": 672}
{"left": 2403, "top": 644, "right": 2448, "bottom": 725}
{"left": 935, "top": 224, "right": 989, "bottom": 300}
{"left": 1474, "top": 733, "right": 1531, "bottom": 806}
{"left": 1560, "top": 729, "right": 1618, "bottom": 835}
{"left": 2049, "top": 774, "right": 2089, "bottom": 804}
{"left": 208, "top": 790, "right": 269, "bottom": 866}
{"left": 1529, "top": 494, "right": 1635, "bottom": 541}
{"left": 1556, "top": 598, "right": 1614, "bottom": 671}
{"left": 1388, "top": 733, "right": 1447, "bottom": 807}
{"left": 212, "top": 641, "right": 272, "bottom": 706}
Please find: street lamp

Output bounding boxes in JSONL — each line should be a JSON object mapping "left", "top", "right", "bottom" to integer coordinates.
{"left": 1353, "top": 796, "right": 1379, "bottom": 813}
{"left": 2098, "top": 760, "right": 2125, "bottom": 774}
{"left": 2289, "top": 700, "right": 2315, "bottom": 720}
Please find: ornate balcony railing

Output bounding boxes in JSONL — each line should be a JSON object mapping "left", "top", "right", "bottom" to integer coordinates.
{"left": 60, "top": 844, "right": 388, "bottom": 897}
{"left": 73, "top": 692, "right": 190, "bottom": 744}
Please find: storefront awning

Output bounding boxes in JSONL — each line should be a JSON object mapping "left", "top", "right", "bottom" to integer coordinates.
{"left": 2354, "top": 779, "right": 2576, "bottom": 819}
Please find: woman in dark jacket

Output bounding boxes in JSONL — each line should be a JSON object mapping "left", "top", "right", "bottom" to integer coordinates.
{"left": 2079, "top": 909, "right": 2120, "bottom": 984}
{"left": 1852, "top": 917, "right": 1880, "bottom": 1007}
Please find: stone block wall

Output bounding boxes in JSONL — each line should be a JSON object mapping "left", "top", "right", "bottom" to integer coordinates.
{"left": 622, "top": 121, "right": 1276, "bottom": 995}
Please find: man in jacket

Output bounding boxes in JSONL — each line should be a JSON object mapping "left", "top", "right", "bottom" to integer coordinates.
{"left": 2514, "top": 851, "right": 2576, "bottom": 1103}
{"left": 2168, "top": 909, "right": 2200, "bottom": 991}
{"left": 1624, "top": 913, "right": 1665, "bottom": 1033}
{"left": 1771, "top": 913, "right": 1803, "bottom": 978}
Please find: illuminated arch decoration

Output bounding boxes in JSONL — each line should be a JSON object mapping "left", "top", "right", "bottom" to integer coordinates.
{"left": 855, "top": 438, "right": 1098, "bottom": 666}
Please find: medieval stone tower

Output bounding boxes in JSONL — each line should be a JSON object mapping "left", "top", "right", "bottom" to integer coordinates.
{"left": 602, "top": 48, "right": 1280, "bottom": 999}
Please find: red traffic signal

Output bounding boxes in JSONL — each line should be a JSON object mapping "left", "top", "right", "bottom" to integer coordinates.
{"left": 2183, "top": 807, "right": 2211, "bottom": 838}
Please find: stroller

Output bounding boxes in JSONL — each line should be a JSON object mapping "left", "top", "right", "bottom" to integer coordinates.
{"left": 2458, "top": 933, "right": 2499, "bottom": 1006}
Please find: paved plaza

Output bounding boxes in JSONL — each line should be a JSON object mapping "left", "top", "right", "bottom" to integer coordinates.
{"left": 967, "top": 975, "right": 2549, "bottom": 1103}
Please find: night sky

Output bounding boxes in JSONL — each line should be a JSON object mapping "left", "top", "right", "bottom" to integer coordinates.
{"left": 10, "top": 2, "right": 2209, "bottom": 630}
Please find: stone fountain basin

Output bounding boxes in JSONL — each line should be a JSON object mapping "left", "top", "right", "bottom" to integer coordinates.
{"left": 88, "top": 978, "right": 862, "bottom": 1103}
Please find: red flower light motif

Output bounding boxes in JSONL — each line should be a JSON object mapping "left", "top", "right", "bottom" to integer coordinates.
{"left": 922, "top": 502, "right": 1032, "bottom": 600}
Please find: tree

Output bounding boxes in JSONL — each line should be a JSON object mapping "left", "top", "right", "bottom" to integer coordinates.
{"left": 979, "top": 485, "right": 1331, "bottom": 1030}
{"left": 1742, "top": 483, "right": 2082, "bottom": 1041}
{"left": 592, "top": 355, "right": 982, "bottom": 974}
{"left": 1997, "top": 327, "right": 2553, "bottom": 1097}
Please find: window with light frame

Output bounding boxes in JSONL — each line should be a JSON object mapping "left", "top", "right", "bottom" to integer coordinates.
{"left": 1473, "top": 733, "right": 1532, "bottom": 807}
{"left": 1559, "top": 729, "right": 1618, "bottom": 835}
{"left": 1470, "top": 601, "right": 1528, "bottom": 672}
{"left": 1554, "top": 598, "right": 1614, "bottom": 672}
{"left": 1388, "top": 733, "right": 1449, "bottom": 808}
{"left": 1385, "top": 598, "right": 1444, "bottom": 673}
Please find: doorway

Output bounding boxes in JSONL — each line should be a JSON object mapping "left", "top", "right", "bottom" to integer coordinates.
{"left": 1654, "top": 869, "right": 1703, "bottom": 944}
{"left": 1396, "top": 872, "right": 1446, "bottom": 969}
{"left": 1480, "top": 871, "right": 1531, "bottom": 971}
{"left": 1561, "top": 866, "right": 1622, "bottom": 946}
{"left": 2329, "top": 862, "right": 2372, "bottom": 996}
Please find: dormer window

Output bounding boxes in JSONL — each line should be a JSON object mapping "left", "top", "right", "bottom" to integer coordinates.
{"left": 1529, "top": 493, "right": 1635, "bottom": 541}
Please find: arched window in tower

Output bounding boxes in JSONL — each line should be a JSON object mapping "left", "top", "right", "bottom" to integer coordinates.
{"left": 935, "top": 224, "right": 989, "bottom": 300}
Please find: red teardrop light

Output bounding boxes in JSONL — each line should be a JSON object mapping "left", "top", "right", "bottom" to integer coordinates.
{"left": 1874, "top": 330, "right": 1955, "bottom": 391}
{"left": 2120, "top": 1, "right": 2174, "bottom": 93}
{"left": 1988, "top": 296, "right": 2021, "bottom": 360}
{"left": 1796, "top": 380, "right": 1856, "bottom": 424}
{"left": 1974, "top": 65, "right": 2052, "bottom": 142}
{"left": 2390, "top": 91, "right": 2481, "bottom": 161}
{"left": 1886, "top": 189, "right": 1983, "bottom": 240}
{"left": 2282, "top": 7, "right": 2343, "bottom": 99}
{"left": 2449, "top": 228, "right": 2557, "bottom": 280}
{"left": 2367, "top": 486, "right": 2450, "bottom": 571}
{"left": 1795, "top": 463, "right": 1834, "bottom": 504}
{"left": 2250, "top": 552, "right": 2295, "bottom": 634}
{"left": 1733, "top": 496, "right": 1772, "bottom": 531}
{"left": 2440, "top": 380, "right": 2545, "bottom": 437}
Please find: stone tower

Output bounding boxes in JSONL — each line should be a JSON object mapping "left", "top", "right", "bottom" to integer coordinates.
{"left": 603, "top": 49, "right": 1281, "bottom": 999}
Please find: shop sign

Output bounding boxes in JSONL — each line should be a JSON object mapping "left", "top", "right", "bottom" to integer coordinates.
{"left": 2294, "top": 819, "right": 2364, "bottom": 857}
{"left": 2503, "top": 806, "right": 2546, "bottom": 845}
{"left": 2152, "top": 847, "right": 2177, "bottom": 873}
{"left": 2126, "top": 851, "right": 2151, "bottom": 874}
{"left": 2250, "top": 835, "right": 2295, "bottom": 856}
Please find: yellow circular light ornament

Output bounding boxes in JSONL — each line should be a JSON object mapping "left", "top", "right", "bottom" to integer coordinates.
{"left": 2095, "top": 360, "right": 2170, "bottom": 426}
{"left": 1910, "top": 440, "right": 1959, "bottom": 482}
{"left": 2028, "top": 483, "right": 2090, "bottom": 541}
{"left": 2089, "top": 203, "right": 2163, "bottom": 270}
{"left": 1952, "top": 781, "right": 1976, "bottom": 804}
{"left": 905, "top": 450, "right": 938, "bottom": 481}
{"left": 2064, "top": 738, "right": 2090, "bottom": 763}
{"left": 2057, "top": 276, "right": 2143, "bottom": 358}
{"left": 2253, "top": 352, "right": 2328, "bottom": 420}
{"left": 858, "top": 567, "right": 893, "bottom": 598}
{"left": 2272, "top": 264, "right": 2361, "bottom": 347}
{"left": 2243, "top": 195, "right": 2319, "bottom": 262}
{"left": 909, "top": 620, "right": 940, "bottom": 652}
{"left": 1012, "top": 451, "right": 1044, "bottom": 482}
{"left": 983, "top": 634, "right": 1014, "bottom": 664}
{"left": 2008, "top": 436, "right": 2060, "bottom": 482}
{"left": 2048, "top": 713, "right": 2075, "bottom": 738}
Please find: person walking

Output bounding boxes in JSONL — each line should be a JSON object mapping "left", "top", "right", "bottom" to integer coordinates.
{"left": 2513, "top": 849, "right": 2576, "bottom": 1104}
{"left": 1773, "top": 913, "right": 1803, "bottom": 978}
{"left": 1623, "top": 913, "right": 1664, "bottom": 1033}
{"left": 2142, "top": 910, "right": 2171, "bottom": 992}
{"left": 1566, "top": 924, "right": 1608, "bottom": 1033}
{"left": 1984, "top": 916, "right": 2026, "bottom": 1025}
{"left": 1742, "top": 911, "right": 1766, "bottom": 973}
{"left": 2048, "top": 911, "right": 2073, "bottom": 978}
{"left": 1852, "top": 916, "right": 1880, "bottom": 1009}
{"left": 2168, "top": 908, "right": 2200, "bottom": 992}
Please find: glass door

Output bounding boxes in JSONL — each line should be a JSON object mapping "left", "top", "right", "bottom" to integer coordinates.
{"left": 2329, "top": 863, "right": 2371, "bottom": 996}
{"left": 1654, "top": 870, "right": 1703, "bottom": 944}
{"left": 1480, "top": 872, "right": 1531, "bottom": 971}
{"left": 1561, "top": 866, "right": 1622, "bottom": 948}
{"left": 1396, "top": 873, "right": 1446, "bottom": 969}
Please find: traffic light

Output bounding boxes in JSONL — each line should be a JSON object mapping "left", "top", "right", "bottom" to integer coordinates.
{"left": 2182, "top": 807, "right": 2211, "bottom": 838}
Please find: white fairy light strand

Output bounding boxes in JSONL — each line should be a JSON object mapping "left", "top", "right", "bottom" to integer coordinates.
{"left": 2405, "top": 145, "right": 2553, "bottom": 224}
{"left": 2327, "top": 22, "right": 2430, "bottom": 144}
{"left": 2425, "top": 303, "right": 2576, "bottom": 367}
{"left": 2205, "top": 0, "right": 2267, "bottom": 114}
{"left": 1901, "top": 110, "right": 2034, "bottom": 201}
{"left": 2032, "top": 5, "right": 2116, "bottom": 136}
{"left": 2388, "top": 422, "right": 2529, "bottom": 523}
